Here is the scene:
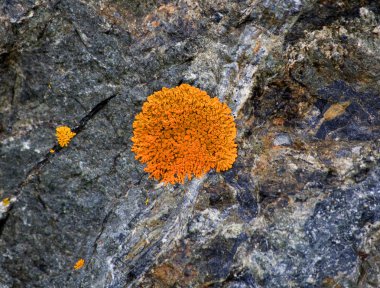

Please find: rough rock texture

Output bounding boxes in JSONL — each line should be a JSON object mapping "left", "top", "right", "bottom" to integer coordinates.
{"left": 0, "top": 0, "right": 379, "bottom": 287}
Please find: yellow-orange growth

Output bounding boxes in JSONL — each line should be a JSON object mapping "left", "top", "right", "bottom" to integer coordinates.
{"left": 56, "top": 126, "right": 76, "bottom": 147}
{"left": 131, "top": 84, "right": 237, "bottom": 184}
{"left": 2, "top": 198, "right": 10, "bottom": 206}
{"left": 73, "top": 258, "right": 85, "bottom": 270}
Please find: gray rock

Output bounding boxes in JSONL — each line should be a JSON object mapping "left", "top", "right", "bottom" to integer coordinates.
{"left": 0, "top": 0, "right": 379, "bottom": 287}
{"left": 273, "top": 133, "right": 292, "bottom": 147}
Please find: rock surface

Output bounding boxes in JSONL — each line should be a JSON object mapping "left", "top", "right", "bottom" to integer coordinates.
{"left": 0, "top": 0, "right": 379, "bottom": 287}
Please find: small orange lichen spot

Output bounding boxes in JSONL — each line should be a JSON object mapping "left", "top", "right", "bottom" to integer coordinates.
{"left": 56, "top": 126, "right": 76, "bottom": 147}
{"left": 131, "top": 84, "right": 237, "bottom": 184}
{"left": 2, "top": 198, "right": 10, "bottom": 206}
{"left": 74, "top": 258, "right": 85, "bottom": 270}
{"left": 50, "top": 149, "right": 55, "bottom": 153}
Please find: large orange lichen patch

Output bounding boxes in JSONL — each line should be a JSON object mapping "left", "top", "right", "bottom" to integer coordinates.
{"left": 131, "top": 84, "right": 237, "bottom": 184}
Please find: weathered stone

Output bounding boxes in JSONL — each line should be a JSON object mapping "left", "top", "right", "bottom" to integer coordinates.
{"left": 273, "top": 133, "right": 292, "bottom": 146}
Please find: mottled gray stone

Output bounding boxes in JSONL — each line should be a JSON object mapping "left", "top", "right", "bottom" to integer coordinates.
{"left": 273, "top": 133, "right": 292, "bottom": 146}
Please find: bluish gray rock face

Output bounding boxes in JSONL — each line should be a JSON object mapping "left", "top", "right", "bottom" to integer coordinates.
{"left": 0, "top": 0, "right": 379, "bottom": 287}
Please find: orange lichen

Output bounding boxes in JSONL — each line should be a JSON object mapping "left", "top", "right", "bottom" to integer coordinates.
{"left": 73, "top": 258, "right": 85, "bottom": 270}
{"left": 131, "top": 84, "right": 237, "bottom": 184}
{"left": 49, "top": 149, "right": 55, "bottom": 153}
{"left": 56, "top": 126, "right": 76, "bottom": 147}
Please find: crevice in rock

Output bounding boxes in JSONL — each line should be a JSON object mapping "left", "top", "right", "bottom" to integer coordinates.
{"left": 0, "top": 212, "right": 11, "bottom": 238}
{"left": 36, "top": 195, "right": 47, "bottom": 210}
{"left": 1, "top": 51, "right": 23, "bottom": 135}
{"left": 9, "top": 93, "right": 117, "bottom": 213}
{"left": 14, "top": 156, "right": 50, "bottom": 198}
{"left": 91, "top": 210, "right": 113, "bottom": 253}
{"left": 73, "top": 94, "right": 117, "bottom": 134}
{"left": 0, "top": 92, "right": 118, "bottom": 271}
{"left": 36, "top": 18, "right": 52, "bottom": 41}
{"left": 33, "top": 176, "right": 49, "bottom": 211}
